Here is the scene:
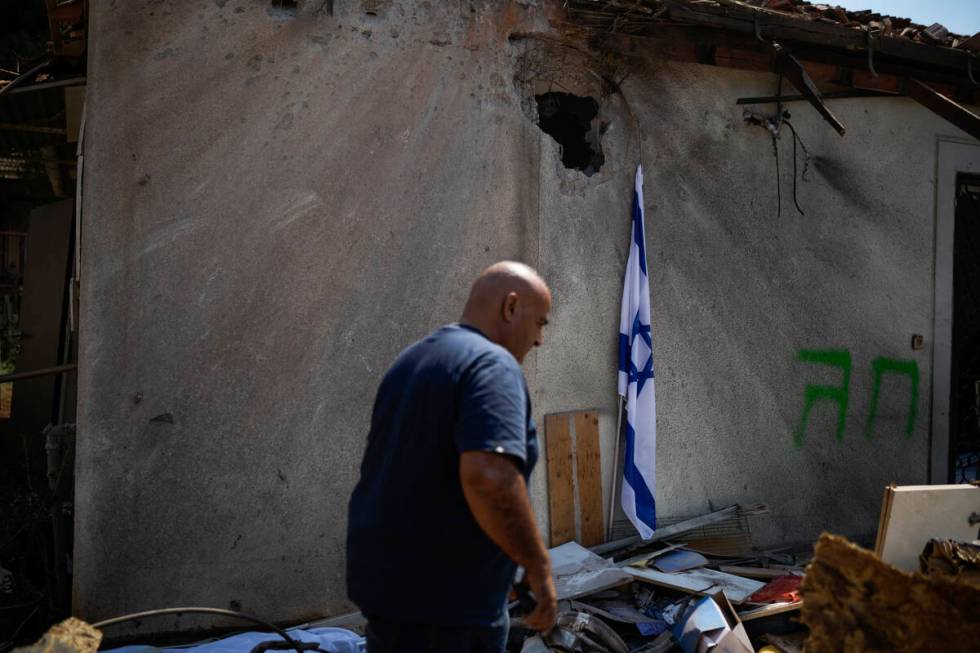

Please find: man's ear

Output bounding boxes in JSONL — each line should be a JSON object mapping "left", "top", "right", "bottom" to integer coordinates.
{"left": 501, "top": 292, "right": 519, "bottom": 323}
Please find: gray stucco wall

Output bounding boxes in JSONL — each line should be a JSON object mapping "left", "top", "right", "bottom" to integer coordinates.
{"left": 74, "top": 0, "right": 975, "bottom": 629}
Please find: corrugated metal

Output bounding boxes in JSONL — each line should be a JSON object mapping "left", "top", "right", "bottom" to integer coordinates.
{"left": 0, "top": 86, "right": 67, "bottom": 152}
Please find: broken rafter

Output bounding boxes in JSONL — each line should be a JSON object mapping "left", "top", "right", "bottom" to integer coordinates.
{"left": 735, "top": 88, "right": 901, "bottom": 105}
{"left": 773, "top": 45, "right": 846, "bottom": 135}
{"left": 907, "top": 79, "right": 980, "bottom": 142}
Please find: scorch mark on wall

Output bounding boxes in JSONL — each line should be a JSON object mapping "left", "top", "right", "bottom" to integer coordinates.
{"left": 794, "top": 348, "right": 920, "bottom": 448}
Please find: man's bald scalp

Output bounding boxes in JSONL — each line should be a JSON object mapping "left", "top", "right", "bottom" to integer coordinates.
{"left": 465, "top": 261, "right": 547, "bottom": 311}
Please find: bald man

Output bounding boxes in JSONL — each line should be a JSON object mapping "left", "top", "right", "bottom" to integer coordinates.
{"left": 346, "top": 262, "right": 557, "bottom": 653}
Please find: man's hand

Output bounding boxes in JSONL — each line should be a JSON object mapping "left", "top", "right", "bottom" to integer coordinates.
{"left": 521, "top": 563, "right": 558, "bottom": 634}
{"left": 459, "top": 451, "right": 556, "bottom": 634}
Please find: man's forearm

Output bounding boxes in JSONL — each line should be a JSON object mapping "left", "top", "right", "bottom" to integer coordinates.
{"left": 459, "top": 451, "right": 550, "bottom": 572}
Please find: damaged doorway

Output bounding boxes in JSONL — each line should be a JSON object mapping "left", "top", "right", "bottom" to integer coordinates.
{"left": 932, "top": 140, "right": 980, "bottom": 484}
{"left": 950, "top": 174, "right": 980, "bottom": 482}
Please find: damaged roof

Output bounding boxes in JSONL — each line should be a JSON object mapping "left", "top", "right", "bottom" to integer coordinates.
{"left": 563, "top": 1, "right": 979, "bottom": 90}
{"left": 743, "top": 0, "right": 977, "bottom": 50}
{"left": 565, "top": 1, "right": 979, "bottom": 55}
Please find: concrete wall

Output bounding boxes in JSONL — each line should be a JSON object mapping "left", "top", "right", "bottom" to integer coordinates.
{"left": 75, "top": 0, "right": 976, "bottom": 628}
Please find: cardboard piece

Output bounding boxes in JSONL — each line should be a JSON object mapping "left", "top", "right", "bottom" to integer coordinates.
{"left": 874, "top": 484, "right": 980, "bottom": 572}
{"left": 673, "top": 592, "right": 754, "bottom": 653}
{"left": 550, "top": 541, "right": 633, "bottom": 601}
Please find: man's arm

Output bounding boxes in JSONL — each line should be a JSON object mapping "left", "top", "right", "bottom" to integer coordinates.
{"left": 459, "top": 451, "right": 557, "bottom": 633}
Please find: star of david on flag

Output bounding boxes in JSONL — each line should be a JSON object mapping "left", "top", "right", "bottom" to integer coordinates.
{"left": 618, "top": 164, "right": 657, "bottom": 539}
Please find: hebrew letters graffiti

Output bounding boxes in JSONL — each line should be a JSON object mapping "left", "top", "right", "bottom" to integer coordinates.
{"left": 794, "top": 349, "right": 920, "bottom": 447}
{"left": 865, "top": 357, "right": 920, "bottom": 439}
{"left": 794, "top": 349, "right": 851, "bottom": 448}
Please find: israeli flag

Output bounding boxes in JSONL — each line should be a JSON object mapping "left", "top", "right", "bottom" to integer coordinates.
{"left": 618, "top": 165, "right": 657, "bottom": 539}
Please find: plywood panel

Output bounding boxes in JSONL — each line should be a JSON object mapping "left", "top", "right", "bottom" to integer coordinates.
{"left": 874, "top": 484, "right": 980, "bottom": 571}
{"left": 545, "top": 413, "right": 575, "bottom": 547}
{"left": 573, "top": 411, "right": 603, "bottom": 547}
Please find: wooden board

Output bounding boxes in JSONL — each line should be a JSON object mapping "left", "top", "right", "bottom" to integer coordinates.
{"left": 874, "top": 484, "right": 980, "bottom": 572}
{"left": 545, "top": 413, "right": 575, "bottom": 547}
{"left": 738, "top": 601, "right": 803, "bottom": 622}
{"left": 719, "top": 566, "right": 803, "bottom": 580}
{"left": 626, "top": 567, "right": 765, "bottom": 604}
{"left": 573, "top": 411, "right": 603, "bottom": 547}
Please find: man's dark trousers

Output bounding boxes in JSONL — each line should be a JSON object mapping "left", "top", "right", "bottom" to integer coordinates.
{"left": 365, "top": 614, "right": 508, "bottom": 653}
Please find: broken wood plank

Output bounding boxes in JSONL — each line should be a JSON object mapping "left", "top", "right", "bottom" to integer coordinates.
{"left": 907, "top": 79, "right": 980, "bottom": 142}
{"left": 616, "top": 542, "right": 689, "bottom": 568}
{"left": 738, "top": 600, "right": 802, "bottom": 622}
{"left": 573, "top": 411, "right": 604, "bottom": 547}
{"left": 719, "top": 565, "right": 803, "bottom": 579}
{"left": 545, "top": 413, "right": 575, "bottom": 547}
{"left": 627, "top": 566, "right": 765, "bottom": 603}
{"left": 773, "top": 46, "right": 846, "bottom": 135}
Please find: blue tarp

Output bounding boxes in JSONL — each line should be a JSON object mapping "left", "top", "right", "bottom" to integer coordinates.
{"left": 103, "top": 627, "right": 365, "bottom": 653}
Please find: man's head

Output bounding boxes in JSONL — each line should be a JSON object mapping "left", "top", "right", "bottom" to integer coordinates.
{"left": 460, "top": 261, "right": 552, "bottom": 363}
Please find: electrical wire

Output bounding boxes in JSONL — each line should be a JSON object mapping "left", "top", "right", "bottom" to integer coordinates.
{"left": 91, "top": 607, "right": 306, "bottom": 653}
{"left": 772, "top": 133, "right": 781, "bottom": 220}
{"left": 782, "top": 119, "right": 810, "bottom": 216}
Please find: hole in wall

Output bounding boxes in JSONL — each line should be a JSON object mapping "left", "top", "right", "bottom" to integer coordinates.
{"left": 271, "top": 0, "right": 298, "bottom": 8}
{"left": 535, "top": 92, "right": 605, "bottom": 176}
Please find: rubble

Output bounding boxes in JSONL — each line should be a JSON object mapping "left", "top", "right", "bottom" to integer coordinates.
{"left": 801, "top": 533, "right": 980, "bottom": 652}
{"left": 12, "top": 619, "right": 101, "bottom": 653}
{"left": 919, "top": 538, "right": 980, "bottom": 588}
{"left": 511, "top": 504, "right": 813, "bottom": 651}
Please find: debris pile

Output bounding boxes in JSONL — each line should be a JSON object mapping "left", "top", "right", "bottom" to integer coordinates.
{"left": 512, "top": 483, "right": 980, "bottom": 651}
{"left": 509, "top": 504, "right": 813, "bottom": 652}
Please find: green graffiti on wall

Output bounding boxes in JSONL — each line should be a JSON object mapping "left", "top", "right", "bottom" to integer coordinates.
{"left": 794, "top": 349, "right": 851, "bottom": 447}
{"left": 865, "top": 357, "right": 920, "bottom": 439}
{"left": 794, "top": 349, "right": 920, "bottom": 448}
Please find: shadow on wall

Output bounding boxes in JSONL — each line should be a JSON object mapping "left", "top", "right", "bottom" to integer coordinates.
{"left": 810, "top": 155, "right": 877, "bottom": 214}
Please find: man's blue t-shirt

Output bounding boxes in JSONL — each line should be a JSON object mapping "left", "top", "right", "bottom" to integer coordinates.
{"left": 346, "top": 324, "right": 539, "bottom": 625}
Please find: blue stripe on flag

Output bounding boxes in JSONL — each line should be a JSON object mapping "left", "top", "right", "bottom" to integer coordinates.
{"left": 624, "top": 421, "right": 656, "bottom": 531}
{"left": 618, "top": 333, "right": 629, "bottom": 374}
{"left": 632, "top": 190, "right": 647, "bottom": 276}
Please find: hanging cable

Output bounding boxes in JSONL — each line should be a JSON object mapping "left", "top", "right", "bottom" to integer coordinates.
{"left": 772, "top": 133, "right": 781, "bottom": 220}
{"left": 783, "top": 119, "right": 810, "bottom": 216}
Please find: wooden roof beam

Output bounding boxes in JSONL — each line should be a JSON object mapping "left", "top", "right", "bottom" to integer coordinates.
{"left": 907, "top": 79, "right": 980, "bottom": 142}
